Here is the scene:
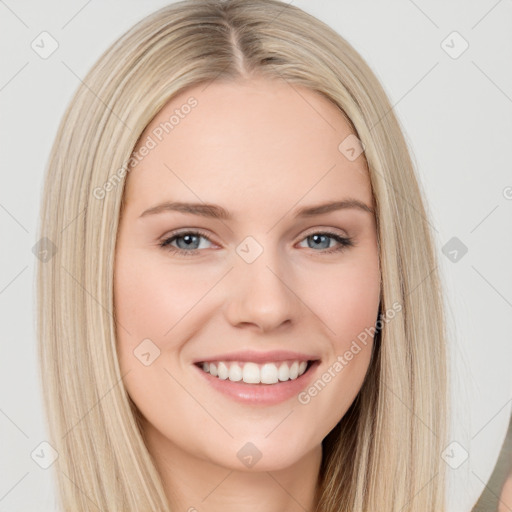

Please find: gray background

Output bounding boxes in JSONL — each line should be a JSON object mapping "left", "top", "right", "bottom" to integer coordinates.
{"left": 1, "top": 1, "right": 511, "bottom": 510}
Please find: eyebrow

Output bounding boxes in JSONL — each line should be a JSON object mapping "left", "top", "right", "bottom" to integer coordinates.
{"left": 139, "top": 199, "right": 374, "bottom": 219}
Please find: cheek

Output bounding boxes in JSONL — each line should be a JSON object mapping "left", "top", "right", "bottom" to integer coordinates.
{"left": 297, "top": 255, "right": 380, "bottom": 424}
{"left": 113, "top": 250, "right": 225, "bottom": 420}
{"left": 311, "top": 254, "right": 381, "bottom": 347}
{"left": 113, "top": 253, "right": 213, "bottom": 436}
{"left": 114, "top": 251, "right": 211, "bottom": 349}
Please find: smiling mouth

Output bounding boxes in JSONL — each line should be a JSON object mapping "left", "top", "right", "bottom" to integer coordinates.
{"left": 194, "top": 359, "right": 318, "bottom": 385}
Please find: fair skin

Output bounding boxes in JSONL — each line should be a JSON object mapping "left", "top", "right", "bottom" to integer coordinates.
{"left": 114, "top": 76, "right": 381, "bottom": 512}
{"left": 499, "top": 469, "right": 512, "bottom": 512}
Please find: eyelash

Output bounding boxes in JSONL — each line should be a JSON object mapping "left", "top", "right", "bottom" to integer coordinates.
{"left": 158, "top": 229, "right": 354, "bottom": 257}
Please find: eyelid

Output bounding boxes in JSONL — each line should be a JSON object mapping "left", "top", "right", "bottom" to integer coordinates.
{"left": 161, "top": 227, "right": 212, "bottom": 240}
{"left": 300, "top": 226, "right": 350, "bottom": 239}
{"left": 158, "top": 226, "right": 354, "bottom": 257}
{"left": 159, "top": 226, "right": 349, "bottom": 244}
{"left": 158, "top": 227, "right": 217, "bottom": 248}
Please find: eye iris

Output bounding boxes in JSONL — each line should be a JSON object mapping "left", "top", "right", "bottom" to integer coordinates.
{"left": 177, "top": 234, "right": 200, "bottom": 250}
{"left": 309, "top": 234, "right": 330, "bottom": 249}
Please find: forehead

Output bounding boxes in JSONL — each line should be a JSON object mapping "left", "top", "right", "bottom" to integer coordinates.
{"left": 124, "top": 77, "right": 371, "bottom": 213}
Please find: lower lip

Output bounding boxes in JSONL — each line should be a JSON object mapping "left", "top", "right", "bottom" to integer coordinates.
{"left": 192, "top": 360, "right": 321, "bottom": 406}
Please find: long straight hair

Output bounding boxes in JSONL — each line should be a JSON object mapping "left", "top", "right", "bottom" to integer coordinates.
{"left": 36, "top": 0, "right": 448, "bottom": 509}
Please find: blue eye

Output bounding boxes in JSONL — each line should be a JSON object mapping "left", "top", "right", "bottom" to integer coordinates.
{"left": 159, "top": 230, "right": 353, "bottom": 257}
{"left": 159, "top": 230, "right": 213, "bottom": 256}
{"left": 298, "top": 232, "right": 353, "bottom": 253}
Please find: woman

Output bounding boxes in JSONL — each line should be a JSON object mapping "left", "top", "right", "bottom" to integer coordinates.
{"left": 36, "top": 0, "right": 448, "bottom": 510}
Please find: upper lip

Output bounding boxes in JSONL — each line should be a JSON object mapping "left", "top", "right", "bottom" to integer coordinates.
{"left": 193, "top": 350, "right": 321, "bottom": 365}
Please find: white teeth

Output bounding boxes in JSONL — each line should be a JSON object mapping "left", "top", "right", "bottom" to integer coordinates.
{"left": 199, "top": 359, "right": 311, "bottom": 384}
{"left": 290, "top": 361, "right": 299, "bottom": 379}
{"left": 243, "top": 362, "right": 260, "bottom": 384}
{"left": 228, "top": 363, "right": 243, "bottom": 382}
{"left": 278, "top": 362, "right": 289, "bottom": 381}
{"left": 217, "top": 362, "right": 229, "bottom": 380}
{"left": 260, "top": 363, "right": 279, "bottom": 384}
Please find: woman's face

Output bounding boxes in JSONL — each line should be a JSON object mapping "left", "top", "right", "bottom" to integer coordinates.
{"left": 114, "top": 77, "right": 380, "bottom": 472}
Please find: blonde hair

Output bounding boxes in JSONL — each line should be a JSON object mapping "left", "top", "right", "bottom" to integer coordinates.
{"left": 36, "top": 0, "right": 449, "bottom": 509}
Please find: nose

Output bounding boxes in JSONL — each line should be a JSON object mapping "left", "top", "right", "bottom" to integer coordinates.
{"left": 223, "top": 252, "right": 301, "bottom": 333}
